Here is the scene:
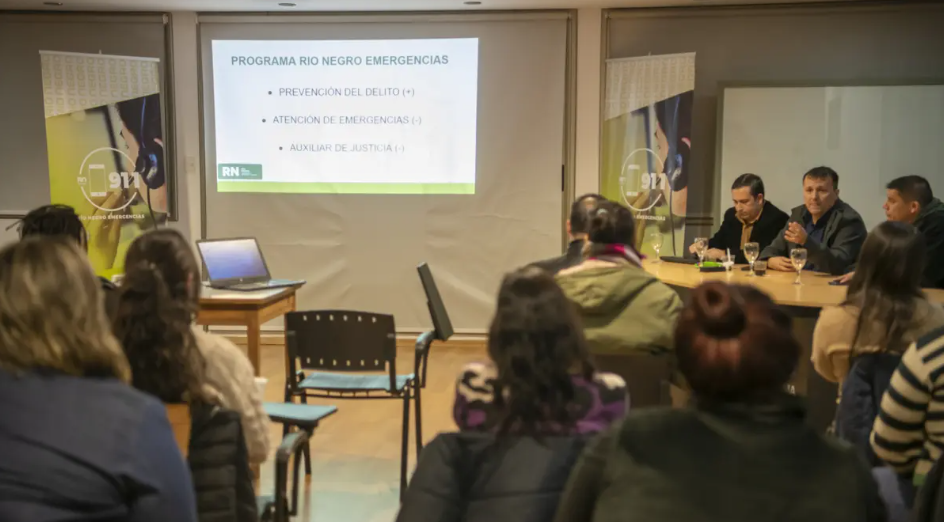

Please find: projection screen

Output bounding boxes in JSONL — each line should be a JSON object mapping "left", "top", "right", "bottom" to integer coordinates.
{"left": 199, "top": 13, "right": 571, "bottom": 332}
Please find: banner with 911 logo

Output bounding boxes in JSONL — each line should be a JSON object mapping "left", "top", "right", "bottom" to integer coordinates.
{"left": 40, "top": 51, "right": 167, "bottom": 279}
{"left": 601, "top": 52, "right": 694, "bottom": 258}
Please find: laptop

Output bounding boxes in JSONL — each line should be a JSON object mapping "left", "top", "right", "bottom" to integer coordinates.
{"left": 196, "top": 237, "right": 305, "bottom": 291}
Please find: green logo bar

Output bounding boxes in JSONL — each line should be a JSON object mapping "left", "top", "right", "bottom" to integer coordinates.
{"left": 217, "top": 164, "right": 263, "bottom": 180}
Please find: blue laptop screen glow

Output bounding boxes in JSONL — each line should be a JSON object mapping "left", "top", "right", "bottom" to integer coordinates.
{"left": 200, "top": 239, "right": 268, "bottom": 281}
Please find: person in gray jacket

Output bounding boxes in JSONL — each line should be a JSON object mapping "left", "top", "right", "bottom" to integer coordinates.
{"left": 759, "top": 166, "right": 866, "bottom": 275}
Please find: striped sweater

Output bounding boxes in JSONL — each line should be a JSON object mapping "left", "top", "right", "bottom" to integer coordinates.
{"left": 871, "top": 325, "right": 944, "bottom": 483}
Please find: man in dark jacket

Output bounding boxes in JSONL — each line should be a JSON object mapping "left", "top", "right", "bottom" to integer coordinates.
{"left": 531, "top": 194, "right": 604, "bottom": 274}
{"left": 18, "top": 204, "right": 119, "bottom": 317}
{"left": 760, "top": 166, "right": 867, "bottom": 275}
{"left": 883, "top": 176, "right": 944, "bottom": 288}
{"left": 693, "top": 173, "right": 788, "bottom": 264}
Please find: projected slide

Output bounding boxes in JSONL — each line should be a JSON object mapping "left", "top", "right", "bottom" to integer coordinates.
{"left": 211, "top": 39, "right": 479, "bottom": 194}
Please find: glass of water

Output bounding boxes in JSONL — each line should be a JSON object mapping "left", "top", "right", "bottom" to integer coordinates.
{"left": 648, "top": 232, "right": 664, "bottom": 263}
{"left": 791, "top": 248, "right": 808, "bottom": 285}
{"left": 743, "top": 242, "right": 760, "bottom": 276}
{"left": 693, "top": 237, "right": 708, "bottom": 265}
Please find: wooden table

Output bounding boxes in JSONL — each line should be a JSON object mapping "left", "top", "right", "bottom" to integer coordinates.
{"left": 643, "top": 259, "right": 944, "bottom": 430}
{"left": 197, "top": 285, "right": 301, "bottom": 376}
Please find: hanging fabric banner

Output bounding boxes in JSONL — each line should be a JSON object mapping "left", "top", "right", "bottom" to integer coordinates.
{"left": 39, "top": 50, "right": 167, "bottom": 279}
{"left": 601, "top": 52, "right": 695, "bottom": 257}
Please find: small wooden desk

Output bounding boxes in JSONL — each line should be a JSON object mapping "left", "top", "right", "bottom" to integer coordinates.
{"left": 643, "top": 259, "right": 944, "bottom": 429}
{"left": 197, "top": 285, "right": 301, "bottom": 376}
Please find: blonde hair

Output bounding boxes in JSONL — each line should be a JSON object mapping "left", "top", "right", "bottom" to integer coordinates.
{"left": 0, "top": 237, "right": 130, "bottom": 381}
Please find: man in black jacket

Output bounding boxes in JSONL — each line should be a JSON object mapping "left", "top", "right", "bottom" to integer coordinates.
{"left": 884, "top": 176, "right": 944, "bottom": 288}
{"left": 531, "top": 193, "right": 604, "bottom": 274}
{"left": 760, "top": 166, "right": 867, "bottom": 276}
{"left": 693, "top": 173, "right": 788, "bottom": 264}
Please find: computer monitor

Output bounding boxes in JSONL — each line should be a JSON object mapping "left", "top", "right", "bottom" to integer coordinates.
{"left": 196, "top": 237, "right": 271, "bottom": 285}
{"left": 417, "top": 262, "right": 453, "bottom": 342}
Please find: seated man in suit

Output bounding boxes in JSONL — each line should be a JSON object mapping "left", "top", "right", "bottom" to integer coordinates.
{"left": 690, "top": 173, "right": 788, "bottom": 263}
{"left": 531, "top": 193, "right": 605, "bottom": 274}
{"left": 17, "top": 204, "right": 119, "bottom": 318}
{"left": 759, "top": 166, "right": 867, "bottom": 275}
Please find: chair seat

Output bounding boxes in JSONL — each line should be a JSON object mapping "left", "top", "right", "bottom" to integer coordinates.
{"left": 298, "top": 371, "right": 415, "bottom": 392}
{"left": 257, "top": 495, "right": 274, "bottom": 521}
{"left": 264, "top": 402, "right": 338, "bottom": 427}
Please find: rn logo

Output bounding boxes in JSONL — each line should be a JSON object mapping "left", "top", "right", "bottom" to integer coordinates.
{"left": 217, "top": 164, "right": 263, "bottom": 180}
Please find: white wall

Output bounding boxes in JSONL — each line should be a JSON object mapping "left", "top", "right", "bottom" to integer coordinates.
{"left": 574, "top": 8, "right": 602, "bottom": 197}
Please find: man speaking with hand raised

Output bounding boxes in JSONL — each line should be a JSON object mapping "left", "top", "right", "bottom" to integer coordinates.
{"left": 759, "top": 166, "right": 866, "bottom": 276}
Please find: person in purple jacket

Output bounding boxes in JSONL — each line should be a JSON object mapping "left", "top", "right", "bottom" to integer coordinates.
{"left": 0, "top": 237, "right": 197, "bottom": 522}
{"left": 453, "top": 266, "right": 628, "bottom": 435}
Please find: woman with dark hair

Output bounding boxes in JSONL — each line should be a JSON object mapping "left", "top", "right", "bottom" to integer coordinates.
{"left": 397, "top": 267, "right": 627, "bottom": 522}
{"left": 813, "top": 221, "right": 944, "bottom": 484}
{"left": 113, "top": 229, "right": 270, "bottom": 464}
{"left": 454, "top": 265, "right": 628, "bottom": 435}
{"left": 0, "top": 238, "right": 197, "bottom": 522}
{"left": 813, "top": 221, "right": 944, "bottom": 383}
{"left": 556, "top": 200, "right": 682, "bottom": 355}
{"left": 554, "top": 282, "right": 885, "bottom": 522}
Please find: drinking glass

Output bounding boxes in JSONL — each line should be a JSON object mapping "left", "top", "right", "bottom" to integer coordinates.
{"left": 790, "top": 248, "right": 808, "bottom": 285}
{"left": 743, "top": 242, "right": 760, "bottom": 276}
{"left": 753, "top": 260, "right": 768, "bottom": 276}
{"left": 693, "top": 237, "right": 708, "bottom": 265}
{"left": 648, "top": 232, "right": 664, "bottom": 263}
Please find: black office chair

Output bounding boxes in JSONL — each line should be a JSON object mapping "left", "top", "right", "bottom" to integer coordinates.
{"left": 280, "top": 310, "right": 432, "bottom": 501}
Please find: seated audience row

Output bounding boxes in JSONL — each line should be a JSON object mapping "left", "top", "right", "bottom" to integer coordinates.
{"left": 400, "top": 275, "right": 886, "bottom": 522}
{"left": 1, "top": 205, "right": 270, "bottom": 521}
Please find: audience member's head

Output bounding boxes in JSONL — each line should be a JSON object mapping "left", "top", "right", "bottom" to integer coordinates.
{"left": 846, "top": 221, "right": 926, "bottom": 352}
{"left": 112, "top": 229, "right": 205, "bottom": 403}
{"left": 801, "top": 166, "right": 840, "bottom": 220}
{"left": 0, "top": 237, "right": 129, "bottom": 380}
{"left": 730, "top": 173, "right": 765, "bottom": 222}
{"left": 18, "top": 204, "right": 88, "bottom": 250}
{"left": 585, "top": 200, "right": 638, "bottom": 260}
{"left": 675, "top": 282, "right": 798, "bottom": 401}
{"left": 567, "top": 194, "right": 605, "bottom": 240}
{"left": 487, "top": 266, "right": 594, "bottom": 435}
{"left": 885, "top": 175, "right": 933, "bottom": 224}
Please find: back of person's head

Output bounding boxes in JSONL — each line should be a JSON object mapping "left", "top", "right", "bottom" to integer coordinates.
{"left": 731, "top": 173, "right": 765, "bottom": 198}
{"left": 113, "top": 229, "right": 205, "bottom": 402}
{"left": 675, "top": 282, "right": 798, "bottom": 401}
{"left": 846, "top": 221, "right": 927, "bottom": 352}
{"left": 18, "top": 204, "right": 88, "bottom": 249}
{"left": 487, "top": 266, "right": 594, "bottom": 435}
{"left": 887, "top": 175, "right": 933, "bottom": 207}
{"left": 569, "top": 194, "right": 605, "bottom": 236}
{"left": 587, "top": 200, "right": 636, "bottom": 247}
{"left": 802, "top": 166, "right": 839, "bottom": 190}
{"left": 0, "top": 237, "right": 129, "bottom": 380}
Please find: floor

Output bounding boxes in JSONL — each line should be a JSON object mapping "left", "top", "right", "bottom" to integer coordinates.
{"left": 245, "top": 336, "right": 486, "bottom": 522}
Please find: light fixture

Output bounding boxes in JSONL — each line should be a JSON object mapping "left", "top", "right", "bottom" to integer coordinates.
{"left": 464, "top": 1, "right": 482, "bottom": 4}
{"left": 43, "top": 1, "right": 64, "bottom": 5}
{"left": 278, "top": 2, "right": 296, "bottom": 6}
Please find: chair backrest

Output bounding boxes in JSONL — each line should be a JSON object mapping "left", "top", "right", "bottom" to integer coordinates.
{"left": 592, "top": 353, "right": 673, "bottom": 408}
{"left": 165, "top": 403, "right": 192, "bottom": 458}
{"left": 286, "top": 310, "right": 397, "bottom": 373}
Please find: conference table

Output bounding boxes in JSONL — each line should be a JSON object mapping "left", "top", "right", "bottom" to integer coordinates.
{"left": 197, "top": 284, "right": 303, "bottom": 376}
{"left": 643, "top": 259, "right": 944, "bottom": 431}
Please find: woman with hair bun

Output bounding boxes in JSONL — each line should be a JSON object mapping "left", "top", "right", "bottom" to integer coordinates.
{"left": 554, "top": 282, "right": 885, "bottom": 522}
{"left": 555, "top": 200, "right": 682, "bottom": 356}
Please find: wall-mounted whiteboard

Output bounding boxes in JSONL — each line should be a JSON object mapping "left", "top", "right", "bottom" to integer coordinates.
{"left": 718, "top": 85, "right": 944, "bottom": 231}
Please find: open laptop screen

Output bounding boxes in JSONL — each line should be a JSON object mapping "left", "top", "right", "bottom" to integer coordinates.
{"left": 198, "top": 238, "right": 269, "bottom": 282}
